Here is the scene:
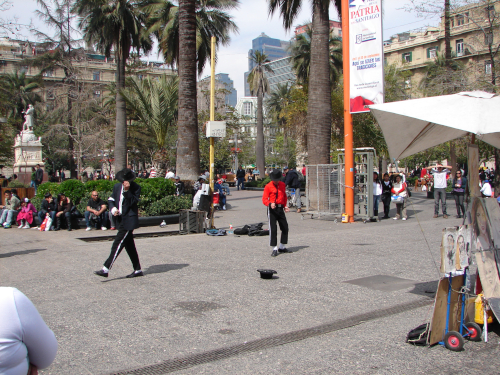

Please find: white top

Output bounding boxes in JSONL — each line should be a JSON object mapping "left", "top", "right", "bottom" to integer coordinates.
{"left": 480, "top": 181, "right": 492, "bottom": 197}
{"left": 373, "top": 182, "right": 382, "bottom": 195}
{"left": 431, "top": 168, "right": 449, "bottom": 189}
{"left": 0, "top": 287, "right": 57, "bottom": 375}
{"left": 165, "top": 171, "right": 175, "bottom": 179}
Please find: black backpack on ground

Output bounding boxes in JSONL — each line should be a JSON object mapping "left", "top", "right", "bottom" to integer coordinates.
{"left": 406, "top": 323, "right": 429, "bottom": 346}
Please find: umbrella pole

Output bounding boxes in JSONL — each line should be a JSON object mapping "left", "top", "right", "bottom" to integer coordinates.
{"left": 342, "top": 0, "right": 355, "bottom": 222}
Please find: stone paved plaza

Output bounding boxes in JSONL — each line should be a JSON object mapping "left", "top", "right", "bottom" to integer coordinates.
{"left": 2, "top": 190, "right": 500, "bottom": 374}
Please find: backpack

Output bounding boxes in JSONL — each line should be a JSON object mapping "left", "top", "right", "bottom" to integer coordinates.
{"left": 298, "top": 171, "right": 305, "bottom": 182}
{"left": 206, "top": 229, "right": 227, "bottom": 236}
{"left": 405, "top": 323, "right": 429, "bottom": 346}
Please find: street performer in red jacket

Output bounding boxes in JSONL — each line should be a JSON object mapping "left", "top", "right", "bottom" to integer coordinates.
{"left": 262, "top": 169, "right": 290, "bottom": 257}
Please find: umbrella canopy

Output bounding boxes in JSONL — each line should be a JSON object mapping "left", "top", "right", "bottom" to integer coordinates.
{"left": 368, "top": 91, "right": 500, "bottom": 160}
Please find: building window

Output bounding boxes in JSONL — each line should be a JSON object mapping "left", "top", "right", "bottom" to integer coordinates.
{"left": 456, "top": 15, "right": 465, "bottom": 26}
{"left": 46, "top": 89, "right": 55, "bottom": 100}
{"left": 427, "top": 46, "right": 439, "bottom": 59}
{"left": 20, "top": 65, "right": 28, "bottom": 74}
{"left": 94, "top": 90, "right": 101, "bottom": 98}
{"left": 243, "top": 102, "right": 253, "bottom": 116}
{"left": 43, "top": 69, "right": 54, "bottom": 77}
{"left": 456, "top": 39, "right": 464, "bottom": 56}
{"left": 485, "top": 61, "right": 492, "bottom": 74}
{"left": 404, "top": 79, "right": 412, "bottom": 89}
{"left": 93, "top": 71, "right": 101, "bottom": 81}
{"left": 402, "top": 52, "right": 412, "bottom": 63}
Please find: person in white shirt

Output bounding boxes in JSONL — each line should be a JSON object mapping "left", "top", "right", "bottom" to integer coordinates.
{"left": 480, "top": 178, "right": 492, "bottom": 197}
{"left": 427, "top": 164, "right": 451, "bottom": 219}
{"left": 0, "top": 287, "right": 57, "bottom": 375}
{"left": 372, "top": 172, "right": 382, "bottom": 219}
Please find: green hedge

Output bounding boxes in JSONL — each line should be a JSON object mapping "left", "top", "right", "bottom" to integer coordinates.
{"left": 34, "top": 178, "right": 181, "bottom": 216}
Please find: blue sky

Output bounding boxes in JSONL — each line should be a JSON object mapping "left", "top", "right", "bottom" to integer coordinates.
{"left": 4, "top": 0, "right": 439, "bottom": 100}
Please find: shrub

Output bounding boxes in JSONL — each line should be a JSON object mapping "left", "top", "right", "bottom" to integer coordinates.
{"left": 84, "top": 180, "right": 116, "bottom": 194}
{"left": 142, "top": 195, "right": 192, "bottom": 216}
{"left": 57, "top": 179, "right": 86, "bottom": 205}
{"left": 137, "top": 177, "right": 175, "bottom": 211}
{"left": 407, "top": 177, "right": 418, "bottom": 186}
{"left": 8, "top": 180, "right": 28, "bottom": 188}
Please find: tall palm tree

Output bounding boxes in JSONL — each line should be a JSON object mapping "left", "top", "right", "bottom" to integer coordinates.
{"left": 266, "top": 82, "right": 292, "bottom": 128}
{"left": 74, "top": 0, "right": 152, "bottom": 171}
{"left": 176, "top": 0, "right": 200, "bottom": 180}
{"left": 269, "top": 0, "right": 341, "bottom": 165}
{"left": 248, "top": 50, "right": 273, "bottom": 176}
{"left": 143, "top": 0, "right": 239, "bottom": 75}
{"left": 290, "top": 26, "right": 342, "bottom": 88}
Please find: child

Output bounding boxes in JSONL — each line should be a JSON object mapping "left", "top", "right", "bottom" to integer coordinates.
{"left": 17, "top": 198, "right": 37, "bottom": 229}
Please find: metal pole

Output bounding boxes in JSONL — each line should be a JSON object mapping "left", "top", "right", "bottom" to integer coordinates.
{"left": 342, "top": 0, "right": 354, "bottom": 222}
{"left": 209, "top": 36, "right": 216, "bottom": 228}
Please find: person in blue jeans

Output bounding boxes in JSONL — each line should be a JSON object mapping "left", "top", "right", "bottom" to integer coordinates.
{"left": 236, "top": 166, "right": 246, "bottom": 190}
{"left": 38, "top": 193, "right": 56, "bottom": 229}
{"left": 85, "top": 191, "right": 108, "bottom": 231}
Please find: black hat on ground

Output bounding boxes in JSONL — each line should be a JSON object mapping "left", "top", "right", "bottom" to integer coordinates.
{"left": 116, "top": 168, "right": 136, "bottom": 183}
{"left": 270, "top": 169, "right": 282, "bottom": 181}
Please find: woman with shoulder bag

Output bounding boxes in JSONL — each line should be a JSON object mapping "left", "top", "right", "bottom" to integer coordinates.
{"left": 391, "top": 174, "right": 408, "bottom": 220}
{"left": 452, "top": 170, "right": 467, "bottom": 218}
{"left": 380, "top": 173, "right": 393, "bottom": 219}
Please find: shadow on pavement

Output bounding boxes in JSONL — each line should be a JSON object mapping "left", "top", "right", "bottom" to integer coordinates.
{"left": 101, "top": 263, "right": 189, "bottom": 282}
{"left": 0, "top": 248, "right": 47, "bottom": 259}
{"left": 408, "top": 280, "right": 439, "bottom": 298}
{"left": 287, "top": 245, "right": 309, "bottom": 253}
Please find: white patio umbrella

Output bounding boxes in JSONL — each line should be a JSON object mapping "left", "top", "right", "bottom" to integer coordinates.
{"left": 368, "top": 91, "right": 500, "bottom": 160}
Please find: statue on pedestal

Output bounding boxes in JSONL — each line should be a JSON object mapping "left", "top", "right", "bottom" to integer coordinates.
{"left": 22, "top": 104, "right": 35, "bottom": 132}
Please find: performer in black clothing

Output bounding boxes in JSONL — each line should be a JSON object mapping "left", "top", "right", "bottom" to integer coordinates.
{"left": 94, "top": 168, "right": 143, "bottom": 278}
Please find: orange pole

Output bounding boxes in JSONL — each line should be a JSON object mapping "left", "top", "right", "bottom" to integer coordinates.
{"left": 342, "top": 0, "right": 354, "bottom": 222}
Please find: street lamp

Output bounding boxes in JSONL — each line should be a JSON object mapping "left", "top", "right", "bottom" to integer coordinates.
{"left": 228, "top": 132, "right": 242, "bottom": 172}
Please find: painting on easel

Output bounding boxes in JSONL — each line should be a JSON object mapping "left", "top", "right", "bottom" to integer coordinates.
{"left": 440, "top": 226, "right": 472, "bottom": 275}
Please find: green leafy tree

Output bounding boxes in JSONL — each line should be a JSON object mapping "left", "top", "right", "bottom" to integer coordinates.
{"left": 247, "top": 50, "right": 273, "bottom": 176}
{"left": 75, "top": 0, "right": 153, "bottom": 171}
{"left": 269, "top": 0, "right": 342, "bottom": 165}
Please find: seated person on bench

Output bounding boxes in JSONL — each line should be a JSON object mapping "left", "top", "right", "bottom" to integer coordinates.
{"left": 85, "top": 191, "right": 108, "bottom": 231}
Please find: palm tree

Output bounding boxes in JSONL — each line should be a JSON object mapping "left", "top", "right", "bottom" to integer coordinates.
{"left": 269, "top": 0, "right": 341, "bottom": 165}
{"left": 121, "top": 75, "right": 178, "bottom": 152}
{"left": 143, "top": 0, "right": 239, "bottom": 75}
{"left": 266, "top": 82, "right": 292, "bottom": 128}
{"left": 248, "top": 50, "right": 273, "bottom": 176}
{"left": 419, "top": 53, "right": 466, "bottom": 96}
{"left": 0, "top": 71, "right": 42, "bottom": 128}
{"left": 176, "top": 0, "right": 200, "bottom": 180}
{"left": 74, "top": 0, "right": 152, "bottom": 171}
{"left": 289, "top": 26, "right": 342, "bottom": 88}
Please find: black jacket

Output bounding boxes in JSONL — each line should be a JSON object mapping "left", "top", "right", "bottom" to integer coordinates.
{"left": 236, "top": 169, "right": 245, "bottom": 179}
{"left": 381, "top": 180, "right": 393, "bottom": 195}
{"left": 175, "top": 181, "right": 185, "bottom": 195}
{"left": 40, "top": 199, "right": 56, "bottom": 214}
{"left": 35, "top": 168, "right": 44, "bottom": 184}
{"left": 284, "top": 169, "right": 300, "bottom": 189}
{"left": 108, "top": 181, "right": 141, "bottom": 230}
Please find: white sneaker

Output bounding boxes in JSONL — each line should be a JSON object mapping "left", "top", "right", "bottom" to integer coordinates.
{"left": 18, "top": 224, "right": 24, "bottom": 229}
{"left": 223, "top": 205, "right": 226, "bottom": 210}
{"left": 101, "top": 227, "right": 108, "bottom": 231}
{"left": 23, "top": 224, "right": 30, "bottom": 229}
{"left": 86, "top": 227, "right": 92, "bottom": 231}
{"left": 402, "top": 218, "right": 407, "bottom": 221}
{"left": 393, "top": 217, "right": 398, "bottom": 220}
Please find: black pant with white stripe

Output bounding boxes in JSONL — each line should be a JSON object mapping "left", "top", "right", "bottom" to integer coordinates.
{"left": 268, "top": 206, "right": 288, "bottom": 247}
{"left": 104, "top": 217, "right": 141, "bottom": 271}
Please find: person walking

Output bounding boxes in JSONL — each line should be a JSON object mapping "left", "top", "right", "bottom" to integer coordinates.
{"left": 262, "top": 169, "right": 289, "bottom": 257}
{"left": 236, "top": 166, "right": 246, "bottom": 191}
{"left": 94, "top": 168, "right": 143, "bottom": 278}
{"left": 380, "top": 173, "right": 392, "bottom": 219}
{"left": 284, "top": 166, "right": 302, "bottom": 212}
{"left": 452, "top": 170, "right": 467, "bottom": 218}
{"left": 428, "top": 164, "right": 451, "bottom": 218}
{"left": 391, "top": 174, "right": 408, "bottom": 220}
{"left": 34, "top": 164, "right": 44, "bottom": 194}
{"left": 373, "top": 172, "right": 382, "bottom": 219}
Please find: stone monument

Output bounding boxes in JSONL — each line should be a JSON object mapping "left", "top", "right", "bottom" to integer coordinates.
{"left": 13, "top": 105, "right": 45, "bottom": 175}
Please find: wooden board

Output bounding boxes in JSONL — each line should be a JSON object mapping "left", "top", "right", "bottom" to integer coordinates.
{"left": 429, "top": 275, "right": 464, "bottom": 346}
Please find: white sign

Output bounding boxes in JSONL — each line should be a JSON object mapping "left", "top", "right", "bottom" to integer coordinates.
{"left": 206, "top": 121, "right": 227, "bottom": 138}
{"left": 349, "top": 0, "right": 384, "bottom": 113}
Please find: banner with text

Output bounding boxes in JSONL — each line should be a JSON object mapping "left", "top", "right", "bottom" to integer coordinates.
{"left": 349, "top": 0, "right": 384, "bottom": 113}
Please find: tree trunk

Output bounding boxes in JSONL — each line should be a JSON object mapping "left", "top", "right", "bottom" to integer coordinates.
{"left": 307, "top": 1, "right": 331, "bottom": 164}
{"left": 444, "top": 0, "right": 451, "bottom": 68}
{"left": 67, "top": 91, "right": 76, "bottom": 179}
{"left": 256, "top": 86, "right": 265, "bottom": 175}
{"left": 449, "top": 141, "right": 456, "bottom": 175}
{"left": 114, "top": 53, "right": 128, "bottom": 172}
{"left": 177, "top": 0, "right": 200, "bottom": 180}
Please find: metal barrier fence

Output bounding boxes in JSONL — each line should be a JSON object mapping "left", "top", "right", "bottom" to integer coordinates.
{"left": 305, "top": 164, "right": 344, "bottom": 218}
